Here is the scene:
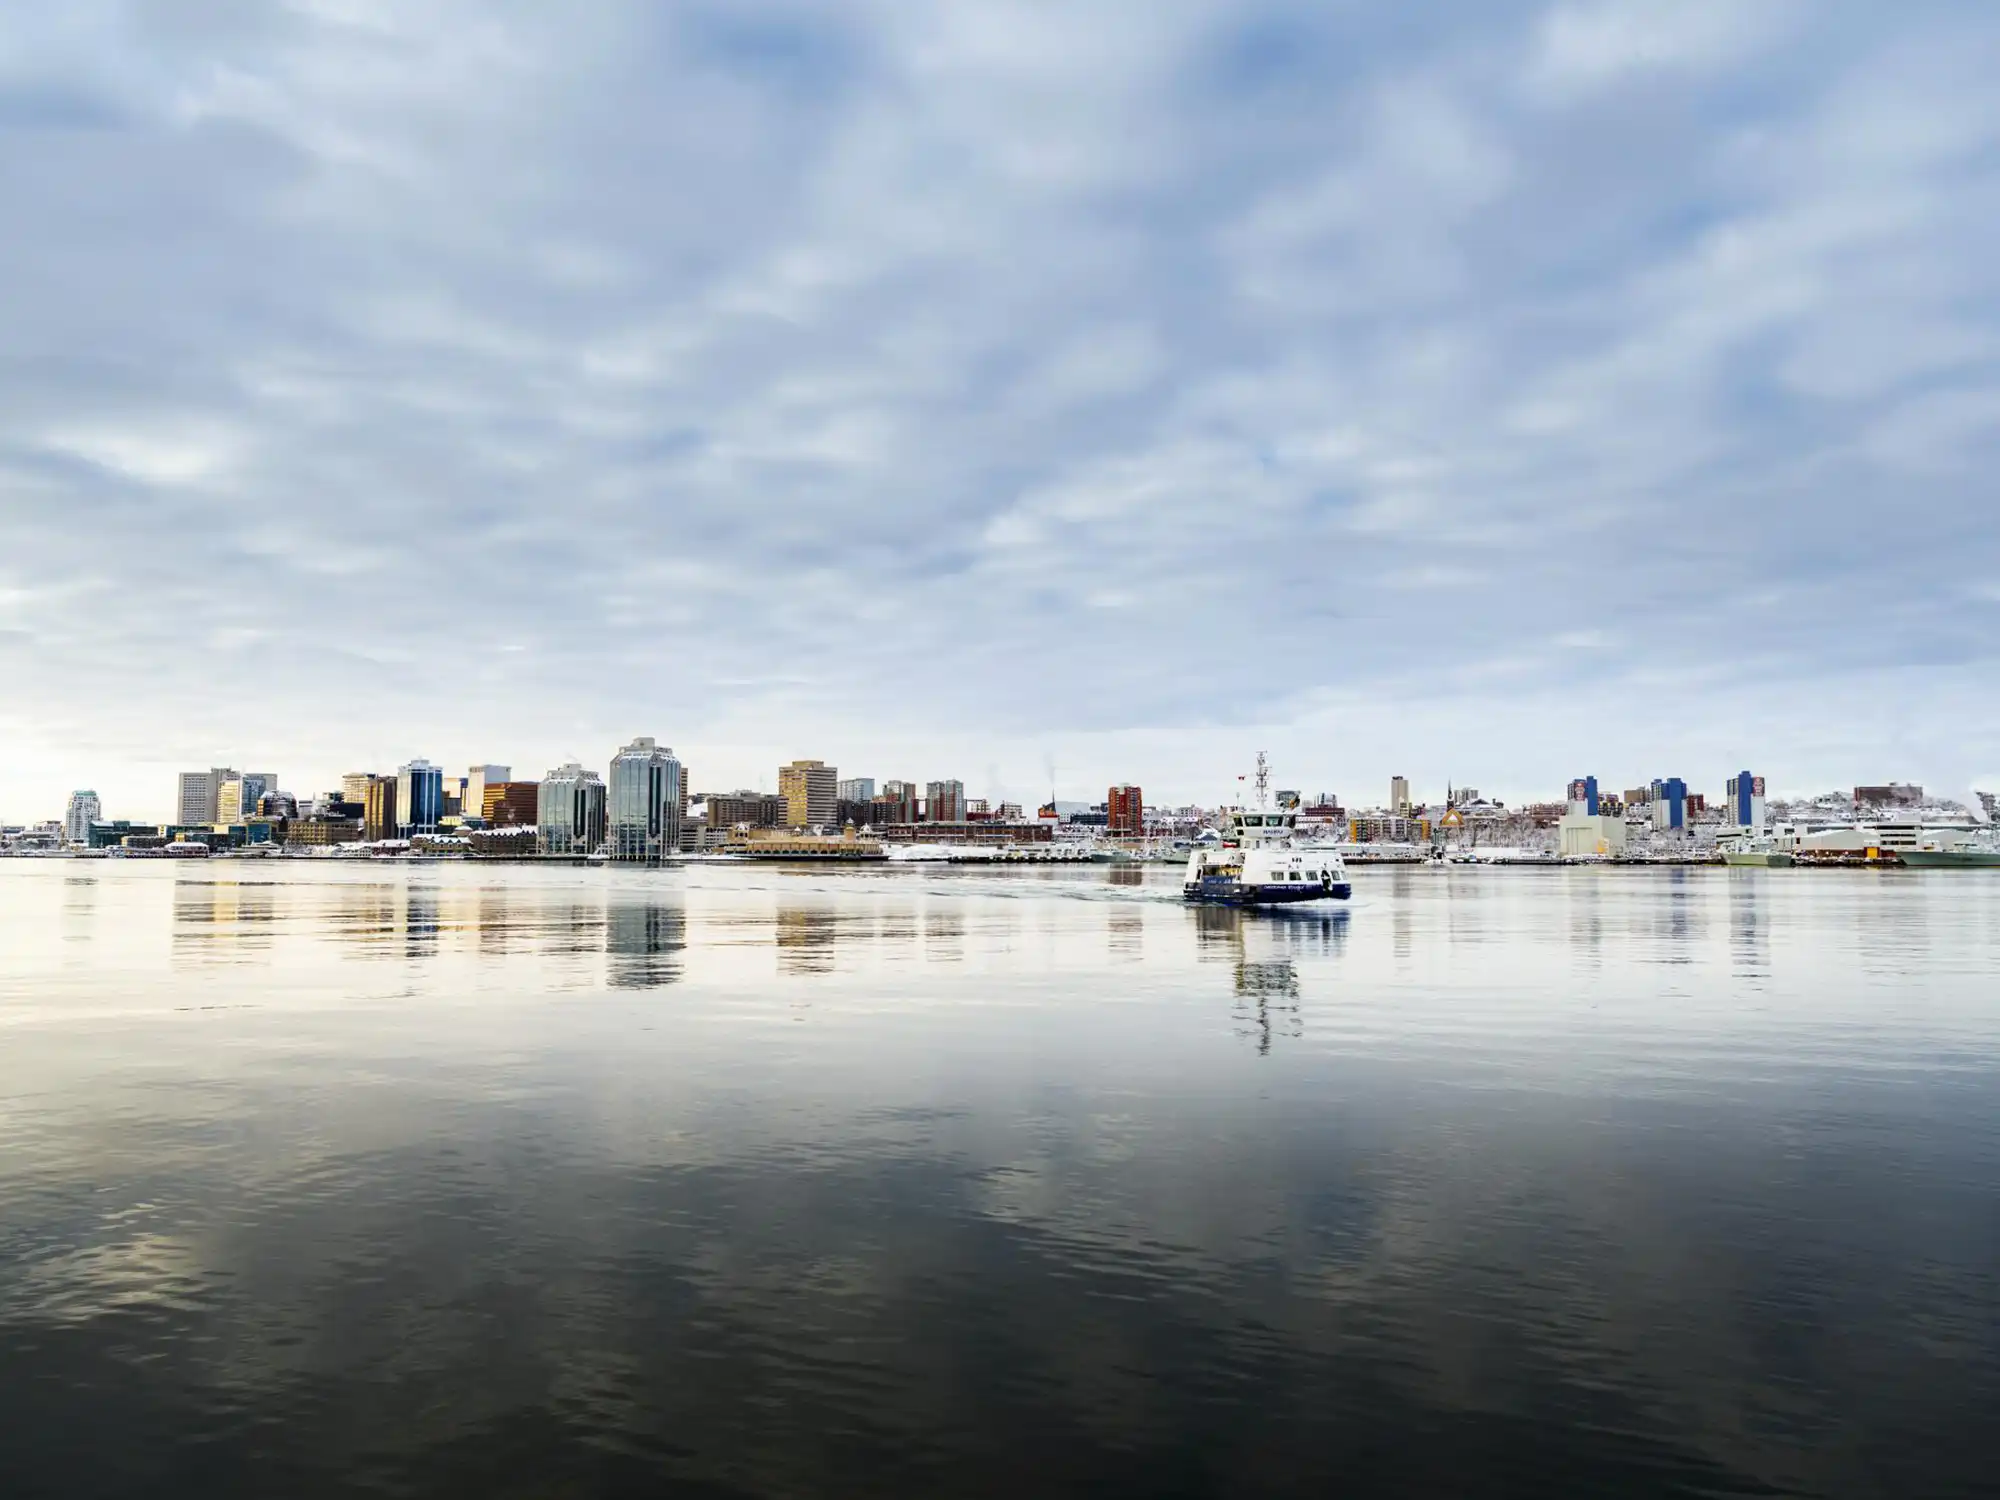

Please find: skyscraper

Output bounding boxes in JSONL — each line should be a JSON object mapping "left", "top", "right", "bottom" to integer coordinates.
{"left": 63, "top": 790, "right": 101, "bottom": 844}
{"left": 1650, "top": 777, "right": 1689, "bottom": 832}
{"left": 1107, "top": 784, "right": 1143, "bottom": 837}
{"left": 340, "top": 772, "right": 375, "bottom": 805}
{"left": 538, "top": 763, "right": 606, "bottom": 855}
{"left": 1726, "top": 772, "right": 1766, "bottom": 831}
{"left": 396, "top": 760, "right": 444, "bottom": 836}
{"left": 1567, "top": 776, "right": 1600, "bottom": 816}
{"left": 1391, "top": 776, "right": 1411, "bottom": 815}
{"left": 925, "top": 779, "right": 965, "bottom": 824}
{"left": 779, "top": 760, "right": 838, "bottom": 828}
{"left": 363, "top": 776, "right": 399, "bottom": 841}
{"left": 608, "top": 737, "right": 683, "bottom": 862}
{"left": 465, "top": 765, "right": 510, "bottom": 824}
{"left": 837, "top": 777, "right": 876, "bottom": 804}
{"left": 215, "top": 772, "right": 275, "bottom": 826}
{"left": 176, "top": 767, "right": 236, "bottom": 826}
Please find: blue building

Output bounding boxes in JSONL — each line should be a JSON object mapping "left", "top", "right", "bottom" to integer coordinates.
{"left": 1567, "top": 776, "right": 1599, "bottom": 815}
{"left": 396, "top": 759, "right": 445, "bottom": 836}
{"left": 1650, "top": 777, "right": 1688, "bottom": 832}
{"left": 1726, "top": 771, "right": 1765, "bottom": 830}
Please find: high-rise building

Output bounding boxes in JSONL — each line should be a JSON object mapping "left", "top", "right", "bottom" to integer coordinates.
{"left": 176, "top": 767, "right": 236, "bottom": 826}
{"left": 464, "top": 766, "right": 510, "bottom": 824}
{"left": 482, "top": 781, "right": 541, "bottom": 828}
{"left": 340, "top": 772, "right": 375, "bottom": 805}
{"left": 837, "top": 777, "right": 876, "bottom": 804}
{"left": 538, "top": 763, "right": 606, "bottom": 856}
{"left": 608, "top": 737, "right": 683, "bottom": 863}
{"left": 1390, "top": 776, "right": 1411, "bottom": 815}
{"left": 877, "top": 781, "right": 919, "bottom": 824}
{"left": 1567, "top": 776, "right": 1600, "bottom": 816}
{"left": 1726, "top": 771, "right": 1766, "bottom": 831}
{"left": 215, "top": 772, "right": 276, "bottom": 827}
{"left": 396, "top": 760, "right": 444, "bottom": 836}
{"left": 1107, "top": 784, "right": 1144, "bottom": 837}
{"left": 779, "top": 760, "right": 838, "bottom": 828}
{"left": 925, "top": 779, "right": 965, "bottom": 824}
{"left": 63, "top": 790, "right": 101, "bottom": 844}
{"left": 706, "top": 791, "right": 786, "bottom": 829}
{"left": 1650, "top": 777, "right": 1689, "bottom": 832}
{"left": 363, "top": 776, "right": 399, "bottom": 841}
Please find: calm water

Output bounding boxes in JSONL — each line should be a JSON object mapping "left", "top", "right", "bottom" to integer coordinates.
{"left": 1, "top": 860, "right": 1996, "bottom": 1498}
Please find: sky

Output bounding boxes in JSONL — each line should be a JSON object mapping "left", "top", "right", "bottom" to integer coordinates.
{"left": 3, "top": 0, "right": 1999, "bottom": 822}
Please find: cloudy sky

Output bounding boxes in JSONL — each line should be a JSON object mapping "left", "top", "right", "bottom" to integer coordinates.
{"left": 3, "top": 0, "right": 1998, "bottom": 820}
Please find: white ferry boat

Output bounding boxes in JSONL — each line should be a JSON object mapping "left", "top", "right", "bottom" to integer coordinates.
{"left": 1183, "top": 757, "right": 1352, "bottom": 907}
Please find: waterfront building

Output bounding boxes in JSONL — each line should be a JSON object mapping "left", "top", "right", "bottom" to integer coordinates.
{"left": 396, "top": 760, "right": 444, "bottom": 836}
{"left": 340, "top": 772, "right": 376, "bottom": 805}
{"left": 925, "top": 779, "right": 966, "bottom": 825}
{"left": 216, "top": 773, "right": 276, "bottom": 827}
{"left": 465, "top": 766, "right": 510, "bottom": 823}
{"left": 706, "top": 791, "right": 786, "bottom": 830}
{"left": 607, "top": 737, "right": 682, "bottom": 862}
{"left": 1559, "top": 811, "right": 1629, "bottom": 858}
{"left": 1567, "top": 777, "right": 1600, "bottom": 816}
{"left": 1349, "top": 813, "right": 1421, "bottom": 843}
{"left": 482, "top": 781, "right": 541, "bottom": 828}
{"left": 1107, "top": 784, "right": 1144, "bottom": 838}
{"left": 363, "top": 776, "right": 398, "bottom": 841}
{"left": 176, "top": 767, "right": 237, "bottom": 826}
{"left": 1391, "top": 776, "right": 1411, "bottom": 816}
{"left": 1725, "top": 771, "right": 1765, "bottom": 829}
{"left": 63, "top": 790, "right": 101, "bottom": 844}
{"left": 998, "top": 801, "right": 1024, "bottom": 821}
{"left": 288, "top": 811, "right": 363, "bottom": 848}
{"left": 874, "top": 781, "right": 919, "bottom": 824}
{"left": 837, "top": 777, "right": 876, "bottom": 804}
{"left": 538, "top": 764, "right": 606, "bottom": 856}
{"left": 1650, "top": 777, "right": 1689, "bottom": 832}
{"left": 780, "top": 760, "right": 839, "bottom": 828}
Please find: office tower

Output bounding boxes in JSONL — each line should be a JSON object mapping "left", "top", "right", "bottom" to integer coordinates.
{"left": 465, "top": 765, "right": 510, "bottom": 823}
{"left": 215, "top": 772, "right": 276, "bottom": 827}
{"left": 176, "top": 767, "right": 236, "bottom": 826}
{"left": 607, "top": 736, "right": 683, "bottom": 862}
{"left": 1650, "top": 777, "right": 1689, "bottom": 832}
{"left": 538, "top": 763, "right": 606, "bottom": 855}
{"left": 363, "top": 776, "right": 399, "bottom": 841}
{"left": 779, "top": 759, "right": 838, "bottom": 828}
{"left": 482, "top": 781, "right": 541, "bottom": 828}
{"left": 1107, "top": 784, "right": 1144, "bottom": 837}
{"left": 1726, "top": 772, "right": 1766, "bottom": 831}
{"left": 1391, "top": 776, "right": 1411, "bottom": 815}
{"left": 1566, "top": 776, "right": 1600, "bottom": 816}
{"left": 925, "top": 779, "right": 965, "bottom": 824}
{"left": 340, "top": 772, "right": 375, "bottom": 805}
{"left": 837, "top": 778, "right": 876, "bottom": 804}
{"left": 63, "top": 790, "right": 101, "bottom": 844}
{"left": 396, "top": 760, "right": 444, "bottom": 836}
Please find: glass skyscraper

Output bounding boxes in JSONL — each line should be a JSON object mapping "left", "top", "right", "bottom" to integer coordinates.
{"left": 607, "top": 737, "right": 683, "bottom": 862}
{"left": 538, "top": 763, "right": 607, "bottom": 856}
{"left": 396, "top": 760, "right": 445, "bottom": 836}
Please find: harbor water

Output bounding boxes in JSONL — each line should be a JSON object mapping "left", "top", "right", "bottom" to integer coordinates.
{"left": 1, "top": 861, "right": 1996, "bottom": 1497}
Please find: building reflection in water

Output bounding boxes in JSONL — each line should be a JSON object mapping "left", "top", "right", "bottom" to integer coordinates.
{"left": 1106, "top": 865, "right": 1146, "bottom": 888}
{"left": 923, "top": 906, "right": 964, "bottom": 964}
{"left": 1107, "top": 906, "right": 1143, "bottom": 961}
{"left": 404, "top": 884, "right": 439, "bottom": 959}
{"left": 171, "top": 875, "right": 279, "bottom": 963}
{"left": 776, "top": 905, "right": 839, "bottom": 975}
{"left": 607, "top": 899, "right": 685, "bottom": 989}
{"left": 1728, "top": 874, "right": 1769, "bottom": 983}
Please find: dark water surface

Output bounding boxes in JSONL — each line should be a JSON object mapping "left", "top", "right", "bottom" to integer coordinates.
{"left": 2, "top": 861, "right": 1996, "bottom": 1498}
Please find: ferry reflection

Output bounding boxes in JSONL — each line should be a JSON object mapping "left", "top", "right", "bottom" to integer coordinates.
{"left": 777, "top": 905, "right": 839, "bottom": 975}
{"left": 1188, "top": 904, "right": 1348, "bottom": 1055}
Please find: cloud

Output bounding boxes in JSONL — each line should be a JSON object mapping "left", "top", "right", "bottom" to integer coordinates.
{"left": 0, "top": 1, "right": 1997, "bottom": 820}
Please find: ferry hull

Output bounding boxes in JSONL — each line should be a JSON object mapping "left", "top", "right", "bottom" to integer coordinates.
{"left": 1897, "top": 849, "right": 2000, "bottom": 868}
{"left": 1185, "top": 877, "right": 1351, "bottom": 906}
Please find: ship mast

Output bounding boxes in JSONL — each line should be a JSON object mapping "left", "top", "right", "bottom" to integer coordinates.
{"left": 1254, "top": 751, "right": 1269, "bottom": 811}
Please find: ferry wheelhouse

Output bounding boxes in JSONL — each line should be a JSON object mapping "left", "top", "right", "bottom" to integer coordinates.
{"left": 1183, "top": 803, "right": 1352, "bottom": 906}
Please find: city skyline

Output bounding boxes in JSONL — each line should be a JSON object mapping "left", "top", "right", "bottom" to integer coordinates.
{"left": 2, "top": 3, "right": 1997, "bottom": 818}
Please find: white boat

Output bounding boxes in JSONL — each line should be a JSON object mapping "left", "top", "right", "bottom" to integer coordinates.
{"left": 1183, "top": 756, "right": 1352, "bottom": 907}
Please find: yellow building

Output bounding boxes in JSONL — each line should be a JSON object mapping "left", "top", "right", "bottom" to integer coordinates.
{"left": 778, "top": 759, "right": 839, "bottom": 828}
